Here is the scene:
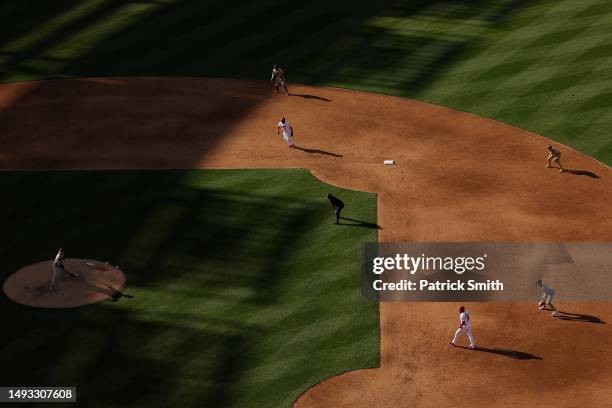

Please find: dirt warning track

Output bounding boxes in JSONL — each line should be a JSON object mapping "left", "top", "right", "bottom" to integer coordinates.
{"left": 0, "top": 77, "right": 611, "bottom": 407}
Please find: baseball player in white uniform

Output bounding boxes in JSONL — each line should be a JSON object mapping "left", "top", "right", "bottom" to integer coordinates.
{"left": 271, "top": 65, "right": 289, "bottom": 95}
{"left": 277, "top": 117, "right": 295, "bottom": 148}
{"left": 50, "top": 248, "right": 78, "bottom": 291}
{"left": 546, "top": 145, "right": 565, "bottom": 173}
{"left": 450, "top": 306, "right": 475, "bottom": 349}
{"left": 537, "top": 279, "right": 558, "bottom": 316}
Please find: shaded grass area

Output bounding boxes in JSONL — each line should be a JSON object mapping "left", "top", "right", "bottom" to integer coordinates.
{"left": 0, "top": 169, "right": 379, "bottom": 408}
{"left": 2, "top": 0, "right": 611, "bottom": 165}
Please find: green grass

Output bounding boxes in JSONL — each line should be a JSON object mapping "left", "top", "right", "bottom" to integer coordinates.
{"left": 1, "top": 0, "right": 610, "bottom": 165}
{"left": 0, "top": 169, "right": 379, "bottom": 408}
{"left": 1, "top": 3, "right": 607, "bottom": 406}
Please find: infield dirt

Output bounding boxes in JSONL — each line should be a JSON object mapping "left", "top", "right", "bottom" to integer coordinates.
{"left": 0, "top": 77, "right": 610, "bottom": 407}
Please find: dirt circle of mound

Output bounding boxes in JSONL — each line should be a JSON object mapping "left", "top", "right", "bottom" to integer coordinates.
{"left": 3, "top": 258, "right": 126, "bottom": 308}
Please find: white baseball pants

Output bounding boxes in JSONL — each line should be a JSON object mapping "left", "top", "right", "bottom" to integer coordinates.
{"left": 452, "top": 325, "right": 475, "bottom": 347}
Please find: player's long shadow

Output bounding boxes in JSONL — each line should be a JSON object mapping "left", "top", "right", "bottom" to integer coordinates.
{"left": 338, "top": 217, "right": 382, "bottom": 229}
{"left": 557, "top": 311, "right": 605, "bottom": 324}
{"left": 289, "top": 93, "right": 331, "bottom": 102}
{"left": 564, "top": 169, "right": 600, "bottom": 178}
{"left": 86, "top": 277, "right": 134, "bottom": 303}
{"left": 455, "top": 345, "right": 542, "bottom": 360}
{"left": 294, "top": 145, "right": 343, "bottom": 157}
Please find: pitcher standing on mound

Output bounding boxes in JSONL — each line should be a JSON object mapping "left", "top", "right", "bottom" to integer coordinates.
{"left": 50, "top": 248, "right": 78, "bottom": 291}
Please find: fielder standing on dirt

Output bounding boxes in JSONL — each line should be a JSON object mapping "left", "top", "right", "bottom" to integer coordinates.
{"left": 546, "top": 145, "right": 565, "bottom": 173}
{"left": 277, "top": 117, "right": 295, "bottom": 148}
{"left": 450, "top": 306, "right": 475, "bottom": 349}
{"left": 537, "top": 279, "right": 558, "bottom": 316}
{"left": 271, "top": 65, "right": 289, "bottom": 95}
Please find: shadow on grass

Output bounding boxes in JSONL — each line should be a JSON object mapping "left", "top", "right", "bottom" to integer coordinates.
{"left": 0, "top": 0, "right": 536, "bottom": 99}
{"left": 339, "top": 217, "right": 381, "bottom": 229}
{"left": 87, "top": 279, "right": 134, "bottom": 302}
{"left": 454, "top": 345, "right": 542, "bottom": 360}
{"left": 0, "top": 169, "right": 378, "bottom": 408}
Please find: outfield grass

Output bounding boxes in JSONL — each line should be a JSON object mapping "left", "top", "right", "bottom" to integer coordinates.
{"left": 1, "top": 0, "right": 610, "bottom": 165}
{"left": 0, "top": 169, "right": 379, "bottom": 408}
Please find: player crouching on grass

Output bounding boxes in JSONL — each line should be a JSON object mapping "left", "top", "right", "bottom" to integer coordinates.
{"left": 326, "top": 194, "right": 344, "bottom": 224}
{"left": 450, "top": 306, "right": 475, "bottom": 349}
{"left": 537, "top": 279, "right": 558, "bottom": 316}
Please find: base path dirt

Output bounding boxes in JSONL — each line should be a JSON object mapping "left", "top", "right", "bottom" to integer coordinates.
{"left": 3, "top": 258, "right": 126, "bottom": 308}
{"left": 0, "top": 77, "right": 611, "bottom": 407}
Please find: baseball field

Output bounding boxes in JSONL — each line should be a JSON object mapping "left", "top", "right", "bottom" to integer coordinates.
{"left": 1, "top": 1, "right": 611, "bottom": 407}
{"left": 2, "top": 0, "right": 612, "bottom": 165}
{"left": 0, "top": 169, "right": 379, "bottom": 407}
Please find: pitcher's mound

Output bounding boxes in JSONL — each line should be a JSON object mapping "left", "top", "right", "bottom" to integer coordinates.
{"left": 3, "top": 258, "right": 126, "bottom": 308}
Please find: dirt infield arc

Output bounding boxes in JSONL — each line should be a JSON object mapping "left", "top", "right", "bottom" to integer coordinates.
{"left": 1, "top": 77, "right": 611, "bottom": 407}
